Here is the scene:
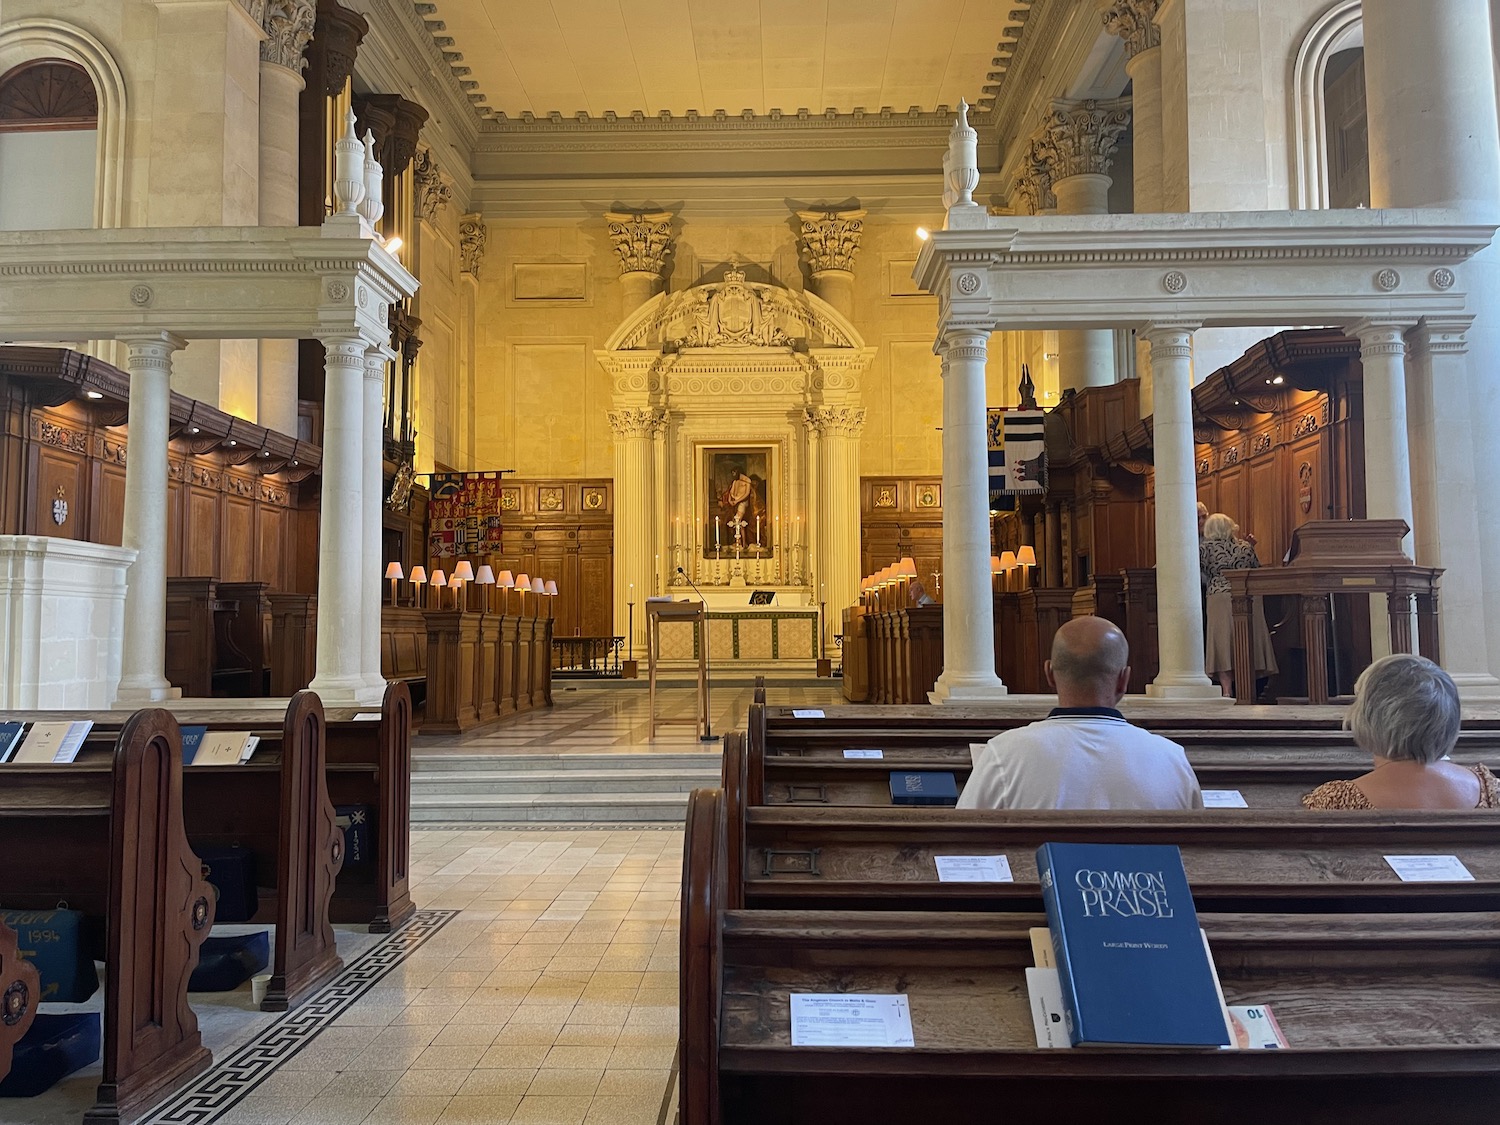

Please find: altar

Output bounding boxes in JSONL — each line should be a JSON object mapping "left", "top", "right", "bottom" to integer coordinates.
{"left": 650, "top": 592, "right": 823, "bottom": 669}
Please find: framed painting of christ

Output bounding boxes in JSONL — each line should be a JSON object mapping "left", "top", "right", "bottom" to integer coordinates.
{"left": 701, "top": 446, "right": 775, "bottom": 559}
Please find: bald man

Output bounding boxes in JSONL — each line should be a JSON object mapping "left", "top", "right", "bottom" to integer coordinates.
{"left": 957, "top": 616, "right": 1203, "bottom": 810}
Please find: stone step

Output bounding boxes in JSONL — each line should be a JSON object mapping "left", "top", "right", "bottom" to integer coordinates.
{"left": 412, "top": 768, "right": 718, "bottom": 795}
{"left": 411, "top": 790, "right": 693, "bottom": 824}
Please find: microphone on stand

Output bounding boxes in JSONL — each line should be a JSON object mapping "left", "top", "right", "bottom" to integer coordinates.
{"left": 678, "top": 566, "right": 719, "bottom": 742}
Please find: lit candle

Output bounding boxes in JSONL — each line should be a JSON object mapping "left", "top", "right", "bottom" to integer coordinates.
{"left": 755, "top": 515, "right": 761, "bottom": 546}
{"left": 714, "top": 516, "right": 720, "bottom": 548}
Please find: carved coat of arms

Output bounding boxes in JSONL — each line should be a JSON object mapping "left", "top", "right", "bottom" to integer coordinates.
{"left": 683, "top": 267, "right": 789, "bottom": 348}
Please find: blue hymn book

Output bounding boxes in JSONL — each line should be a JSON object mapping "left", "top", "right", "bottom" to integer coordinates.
{"left": 888, "top": 771, "right": 959, "bottom": 806}
{"left": 1036, "top": 842, "right": 1230, "bottom": 1048}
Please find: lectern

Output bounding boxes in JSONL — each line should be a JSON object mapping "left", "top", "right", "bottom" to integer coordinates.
{"left": 647, "top": 599, "right": 708, "bottom": 739}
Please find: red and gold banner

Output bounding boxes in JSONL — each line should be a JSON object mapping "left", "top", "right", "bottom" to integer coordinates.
{"left": 427, "top": 472, "right": 504, "bottom": 559}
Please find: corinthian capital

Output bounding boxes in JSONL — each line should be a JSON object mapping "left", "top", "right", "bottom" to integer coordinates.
{"left": 607, "top": 407, "right": 662, "bottom": 439}
{"left": 796, "top": 209, "right": 866, "bottom": 274}
{"left": 808, "top": 405, "right": 866, "bottom": 438}
{"left": 413, "top": 149, "right": 452, "bottom": 223}
{"left": 1013, "top": 138, "right": 1056, "bottom": 215}
{"left": 1030, "top": 98, "right": 1131, "bottom": 183}
{"left": 1101, "top": 0, "right": 1162, "bottom": 59}
{"left": 604, "top": 211, "right": 675, "bottom": 277}
{"left": 257, "top": 0, "right": 316, "bottom": 71}
{"left": 459, "top": 213, "right": 488, "bottom": 276}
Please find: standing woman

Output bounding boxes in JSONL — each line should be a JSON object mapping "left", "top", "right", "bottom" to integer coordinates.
{"left": 1199, "top": 513, "right": 1277, "bottom": 698}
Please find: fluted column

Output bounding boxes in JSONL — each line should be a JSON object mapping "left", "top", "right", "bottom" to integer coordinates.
{"left": 311, "top": 336, "right": 381, "bottom": 705}
{"left": 796, "top": 209, "right": 865, "bottom": 320}
{"left": 933, "top": 330, "right": 1007, "bottom": 702}
{"left": 811, "top": 406, "right": 865, "bottom": 626}
{"left": 363, "top": 345, "right": 392, "bottom": 692}
{"left": 1142, "top": 323, "right": 1219, "bottom": 699}
{"left": 610, "top": 408, "right": 658, "bottom": 650}
{"left": 1032, "top": 99, "right": 1129, "bottom": 392}
{"left": 605, "top": 211, "right": 675, "bottom": 311}
{"left": 257, "top": 0, "right": 315, "bottom": 435}
{"left": 1405, "top": 320, "right": 1500, "bottom": 696}
{"left": 1365, "top": 0, "right": 1500, "bottom": 684}
{"left": 115, "top": 332, "right": 186, "bottom": 704}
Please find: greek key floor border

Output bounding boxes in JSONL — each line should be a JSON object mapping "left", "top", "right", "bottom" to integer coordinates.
{"left": 139, "top": 909, "right": 460, "bottom": 1125}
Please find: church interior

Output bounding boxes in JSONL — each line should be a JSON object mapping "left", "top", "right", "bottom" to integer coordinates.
{"left": 3, "top": 0, "right": 1500, "bottom": 1122}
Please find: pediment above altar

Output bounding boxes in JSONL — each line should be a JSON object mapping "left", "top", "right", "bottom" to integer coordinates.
{"left": 603, "top": 267, "right": 865, "bottom": 353}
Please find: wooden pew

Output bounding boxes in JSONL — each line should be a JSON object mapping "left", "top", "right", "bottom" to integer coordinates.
{"left": 0, "top": 917, "right": 40, "bottom": 1082}
{"left": 179, "top": 692, "right": 343, "bottom": 1010}
{"left": 6, "top": 693, "right": 346, "bottom": 1012}
{"left": 323, "top": 681, "right": 416, "bottom": 933}
{"left": 682, "top": 788, "right": 1500, "bottom": 1125}
{"left": 720, "top": 734, "right": 1500, "bottom": 913}
{"left": 0, "top": 710, "right": 215, "bottom": 1121}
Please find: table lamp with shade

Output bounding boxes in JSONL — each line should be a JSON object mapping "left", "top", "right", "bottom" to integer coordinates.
{"left": 384, "top": 562, "right": 403, "bottom": 606}
{"left": 496, "top": 569, "right": 514, "bottom": 614}
{"left": 1016, "top": 544, "right": 1037, "bottom": 589}
{"left": 476, "top": 564, "right": 496, "bottom": 613}
{"left": 452, "top": 560, "right": 474, "bottom": 610}
{"left": 999, "top": 550, "right": 1018, "bottom": 593}
{"left": 430, "top": 568, "right": 447, "bottom": 609}
{"left": 990, "top": 555, "right": 1003, "bottom": 592}
{"left": 530, "top": 576, "right": 545, "bottom": 613}
{"left": 898, "top": 556, "right": 916, "bottom": 603}
{"left": 409, "top": 565, "right": 427, "bottom": 608}
{"left": 514, "top": 573, "right": 530, "bottom": 614}
{"left": 544, "top": 579, "right": 557, "bottom": 619}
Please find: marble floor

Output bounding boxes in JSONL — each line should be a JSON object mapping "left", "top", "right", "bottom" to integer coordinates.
{"left": 413, "top": 682, "right": 847, "bottom": 756}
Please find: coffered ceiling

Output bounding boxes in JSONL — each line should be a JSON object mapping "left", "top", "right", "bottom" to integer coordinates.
{"left": 417, "top": 0, "right": 1032, "bottom": 121}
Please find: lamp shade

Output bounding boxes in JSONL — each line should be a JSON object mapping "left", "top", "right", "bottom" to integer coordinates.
{"left": 430, "top": 569, "right": 447, "bottom": 588}
{"left": 496, "top": 569, "right": 514, "bottom": 588}
{"left": 531, "top": 576, "right": 545, "bottom": 594}
{"left": 409, "top": 566, "right": 427, "bottom": 585}
{"left": 476, "top": 565, "right": 495, "bottom": 585}
{"left": 1017, "top": 545, "right": 1037, "bottom": 567}
{"left": 999, "top": 550, "right": 1018, "bottom": 571}
{"left": 881, "top": 566, "right": 894, "bottom": 585}
{"left": 453, "top": 560, "right": 475, "bottom": 583}
{"left": 384, "top": 562, "right": 403, "bottom": 580}
{"left": 990, "top": 555, "right": 1002, "bottom": 573}
{"left": 544, "top": 580, "right": 558, "bottom": 596}
{"left": 514, "top": 573, "right": 530, "bottom": 590}
{"left": 898, "top": 556, "right": 916, "bottom": 577}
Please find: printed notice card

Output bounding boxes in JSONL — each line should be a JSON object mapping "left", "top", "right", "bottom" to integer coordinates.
{"left": 1201, "top": 790, "right": 1249, "bottom": 808}
{"left": 792, "top": 709, "right": 825, "bottom": 719}
{"left": 789, "top": 994, "right": 915, "bottom": 1048}
{"left": 934, "top": 855, "right": 1014, "bottom": 883}
{"left": 843, "top": 749, "right": 883, "bottom": 759}
{"left": 1384, "top": 854, "right": 1475, "bottom": 882}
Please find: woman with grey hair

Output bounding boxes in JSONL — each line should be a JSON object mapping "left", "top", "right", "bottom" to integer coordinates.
{"left": 1199, "top": 513, "right": 1276, "bottom": 698}
{"left": 1303, "top": 653, "right": 1500, "bottom": 809}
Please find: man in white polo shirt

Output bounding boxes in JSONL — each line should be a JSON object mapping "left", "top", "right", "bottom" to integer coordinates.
{"left": 958, "top": 616, "right": 1203, "bottom": 810}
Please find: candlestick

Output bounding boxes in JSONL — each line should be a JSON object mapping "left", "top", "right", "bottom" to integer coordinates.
{"left": 714, "top": 516, "right": 721, "bottom": 549}
{"left": 755, "top": 515, "right": 761, "bottom": 548}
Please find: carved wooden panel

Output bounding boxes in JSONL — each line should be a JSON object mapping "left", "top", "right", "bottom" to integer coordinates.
{"left": 222, "top": 495, "right": 255, "bottom": 582}
{"left": 579, "top": 554, "right": 613, "bottom": 637}
{"left": 28, "top": 443, "right": 86, "bottom": 539}
{"left": 259, "top": 505, "right": 286, "bottom": 589}
{"left": 187, "top": 490, "right": 219, "bottom": 577}
{"left": 94, "top": 460, "right": 127, "bottom": 546}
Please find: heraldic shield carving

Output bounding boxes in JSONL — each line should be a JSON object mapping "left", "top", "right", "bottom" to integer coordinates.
{"left": 681, "top": 266, "right": 790, "bottom": 348}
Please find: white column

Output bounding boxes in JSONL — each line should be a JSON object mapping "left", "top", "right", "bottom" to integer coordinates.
{"left": 257, "top": 60, "right": 303, "bottom": 435}
{"left": 1142, "top": 323, "right": 1220, "bottom": 699}
{"left": 1127, "top": 45, "right": 1164, "bottom": 213}
{"left": 362, "top": 346, "right": 390, "bottom": 692}
{"left": 1054, "top": 170, "right": 1116, "bottom": 393}
{"left": 1365, "top": 0, "right": 1500, "bottom": 681}
{"left": 1352, "top": 320, "right": 1415, "bottom": 662}
{"left": 1406, "top": 320, "right": 1500, "bottom": 697}
{"left": 932, "top": 330, "right": 1007, "bottom": 702}
{"left": 310, "top": 336, "right": 381, "bottom": 705}
{"left": 814, "top": 407, "right": 865, "bottom": 626}
{"left": 610, "top": 409, "right": 655, "bottom": 649}
{"left": 115, "top": 332, "right": 187, "bottom": 704}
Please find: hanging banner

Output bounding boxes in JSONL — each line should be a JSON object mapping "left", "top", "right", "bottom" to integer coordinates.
{"left": 427, "top": 472, "right": 505, "bottom": 559}
{"left": 988, "top": 408, "right": 1048, "bottom": 503}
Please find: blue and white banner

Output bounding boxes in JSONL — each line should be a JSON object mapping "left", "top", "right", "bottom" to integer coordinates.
{"left": 988, "top": 408, "right": 1048, "bottom": 502}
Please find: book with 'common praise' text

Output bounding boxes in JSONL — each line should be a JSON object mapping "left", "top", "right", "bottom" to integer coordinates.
{"left": 1037, "top": 841, "right": 1230, "bottom": 1048}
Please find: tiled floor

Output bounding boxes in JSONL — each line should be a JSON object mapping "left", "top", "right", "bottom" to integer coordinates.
{"left": 413, "top": 682, "right": 847, "bottom": 756}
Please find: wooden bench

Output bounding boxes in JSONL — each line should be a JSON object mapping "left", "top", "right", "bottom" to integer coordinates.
{"left": 323, "top": 681, "right": 415, "bottom": 933}
{"left": 0, "top": 917, "right": 40, "bottom": 1083}
{"left": 0, "top": 710, "right": 215, "bottom": 1121}
{"left": 6, "top": 692, "right": 346, "bottom": 1012}
{"left": 720, "top": 733, "right": 1500, "bottom": 913}
{"left": 681, "top": 788, "right": 1500, "bottom": 1125}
